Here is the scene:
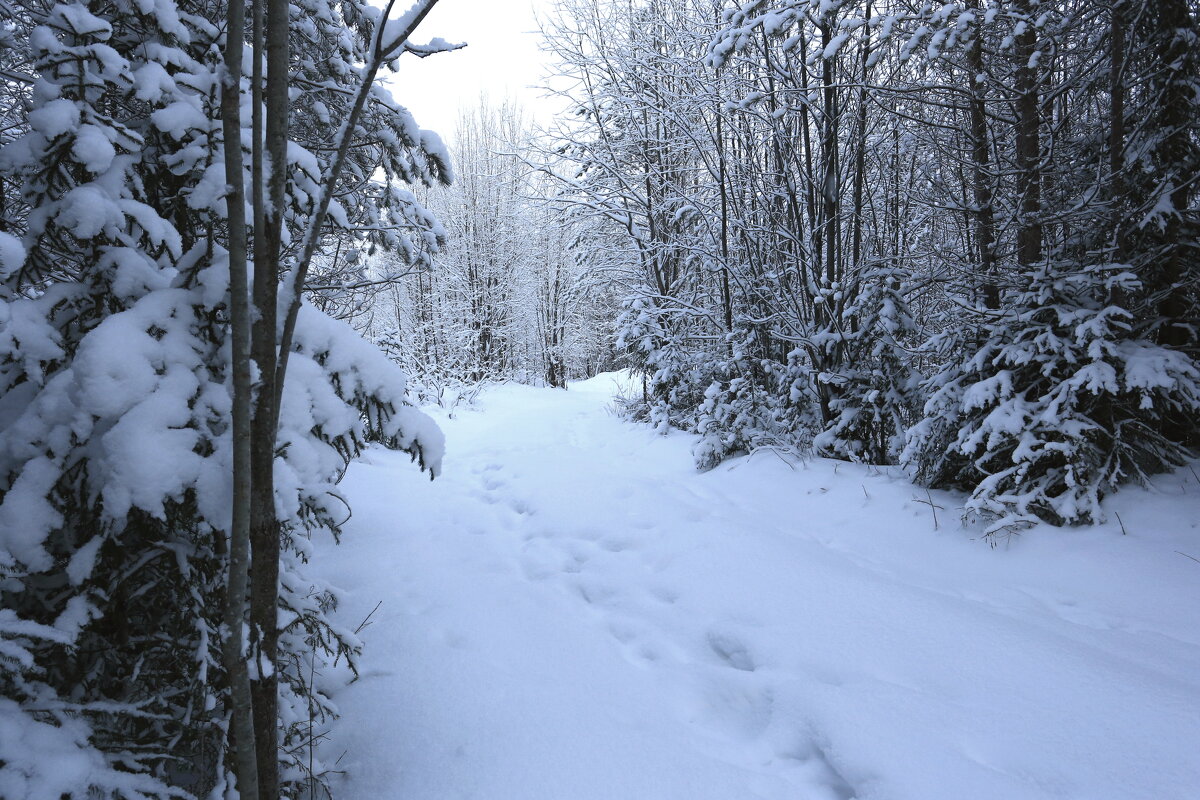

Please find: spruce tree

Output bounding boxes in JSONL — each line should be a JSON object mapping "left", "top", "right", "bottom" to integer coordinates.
{"left": 0, "top": 0, "right": 450, "bottom": 795}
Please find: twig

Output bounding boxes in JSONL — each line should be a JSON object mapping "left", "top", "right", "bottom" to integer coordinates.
{"left": 1176, "top": 551, "right": 1200, "bottom": 565}
{"left": 1114, "top": 512, "right": 1128, "bottom": 536}
{"left": 770, "top": 447, "right": 798, "bottom": 471}
{"left": 334, "top": 600, "right": 383, "bottom": 668}
{"left": 353, "top": 600, "right": 383, "bottom": 635}
{"left": 913, "top": 488, "right": 944, "bottom": 530}
{"left": 284, "top": 728, "right": 333, "bottom": 755}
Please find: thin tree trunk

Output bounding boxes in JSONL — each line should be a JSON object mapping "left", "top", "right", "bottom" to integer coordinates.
{"left": 1108, "top": 0, "right": 1125, "bottom": 208}
{"left": 814, "top": 19, "right": 841, "bottom": 425}
{"left": 850, "top": 2, "right": 872, "bottom": 278}
{"left": 252, "top": 0, "right": 265, "bottom": 256}
{"left": 966, "top": 0, "right": 999, "bottom": 307}
{"left": 1014, "top": 0, "right": 1042, "bottom": 267}
{"left": 820, "top": 22, "right": 839, "bottom": 288}
{"left": 250, "top": 18, "right": 446, "bottom": 781}
{"left": 219, "top": 0, "right": 259, "bottom": 793}
{"left": 248, "top": 0, "right": 290, "bottom": 789}
{"left": 1151, "top": 0, "right": 1194, "bottom": 350}
{"left": 715, "top": 111, "right": 732, "bottom": 332}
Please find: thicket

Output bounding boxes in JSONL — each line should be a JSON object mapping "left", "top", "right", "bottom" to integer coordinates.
{"left": 537, "top": 0, "right": 1200, "bottom": 532}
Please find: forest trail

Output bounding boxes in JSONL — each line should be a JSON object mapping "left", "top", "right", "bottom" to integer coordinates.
{"left": 313, "top": 375, "right": 1200, "bottom": 800}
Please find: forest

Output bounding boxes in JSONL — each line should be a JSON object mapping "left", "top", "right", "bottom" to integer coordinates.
{"left": 0, "top": 0, "right": 1197, "bottom": 798}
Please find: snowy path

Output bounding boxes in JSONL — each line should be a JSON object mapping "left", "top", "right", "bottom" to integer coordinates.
{"left": 314, "top": 376, "right": 1200, "bottom": 800}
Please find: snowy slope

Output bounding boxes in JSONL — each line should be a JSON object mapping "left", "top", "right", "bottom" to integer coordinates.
{"left": 312, "top": 373, "right": 1200, "bottom": 800}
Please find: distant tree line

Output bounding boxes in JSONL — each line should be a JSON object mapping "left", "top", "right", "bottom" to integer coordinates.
{"left": 359, "top": 99, "right": 621, "bottom": 402}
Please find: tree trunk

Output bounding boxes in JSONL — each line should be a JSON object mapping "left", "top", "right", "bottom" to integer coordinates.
{"left": 967, "top": 0, "right": 999, "bottom": 307}
{"left": 1108, "top": 0, "right": 1126, "bottom": 205}
{"left": 715, "top": 111, "right": 733, "bottom": 333}
{"left": 820, "top": 23, "right": 840, "bottom": 288}
{"left": 1014, "top": 0, "right": 1042, "bottom": 267}
{"left": 850, "top": 2, "right": 872, "bottom": 277}
{"left": 815, "top": 18, "right": 841, "bottom": 425}
{"left": 1151, "top": 0, "right": 1195, "bottom": 350}
{"left": 248, "top": 0, "right": 290, "bottom": 789}
{"left": 219, "top": 0, "right": 259, "bottom": 792}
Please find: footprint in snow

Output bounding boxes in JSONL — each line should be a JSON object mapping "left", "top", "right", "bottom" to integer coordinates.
{"left": 605, "top": 616, "right": 670, "bottom": 668}
{"left": 517, "top": 542, "right": 561, "bottom": 581}
{"left": 472, "top": 489, "right": 500, "bottom": 505}
{"left": 599, "top": 535, "right": 634, "bottom": 553}
{"left": 648, "top": 585, "right": 679, "bottom": 605}
{"left": 570, "top": 576, "right": 618, "bottom": 607}
{"left": 707, "top": 629, "right": 757, "bottom": 672}
{"left": 696, "top": 681, "right": 774, "bottom": 740}
{"left": 773, "top": 738, "right": 857, "bottom": 800}
{"left": 560, "top": 540, "right": 596, "bottom": 573}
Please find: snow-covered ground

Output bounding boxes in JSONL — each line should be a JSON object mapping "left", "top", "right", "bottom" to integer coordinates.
{"left": 313, "top": 373, "right": 1200, "bottom": 800}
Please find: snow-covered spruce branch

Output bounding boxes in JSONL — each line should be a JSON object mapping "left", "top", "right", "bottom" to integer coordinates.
{"left": 276, "top": 1, "right": 460, "bottom": 405}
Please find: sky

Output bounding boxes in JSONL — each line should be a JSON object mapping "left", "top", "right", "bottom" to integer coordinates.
{"left": 383, "top": 0, "right": 560, "bottom": 143}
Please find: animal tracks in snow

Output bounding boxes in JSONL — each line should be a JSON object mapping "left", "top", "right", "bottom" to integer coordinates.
{"left": 706, "top": 629, "right": 758, "bottom": 673}
{"left": 490, "top": 473, "right": 850, "bottom": 796}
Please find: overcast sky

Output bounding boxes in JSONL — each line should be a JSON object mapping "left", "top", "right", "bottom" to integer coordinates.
{"left": 383, "top": 0, "right": 560, "bottom": 143}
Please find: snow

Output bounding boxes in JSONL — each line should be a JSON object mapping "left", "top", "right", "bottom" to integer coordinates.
{"left": 49, "top": 3, "right": 113, "bottom": 40}
{"left": 132, "top": 62, "right": 177, "bottom": 104}
{"left": 26, "top": 98, "right": 79, "bottom": 140}
{"left": 150, "top": 100, "right": 207, "bottom": 139}
{"left": 380, "top": 2, "right": 432, "bottom": 53}
{"left": 419, "top": 129, "right": 452, "bottom": 182}
{"left": 0, "top": 457, "right": 62, "bottom": 571}
{"left": 0, "top": 699, "right": 183, "bottom": 800}
{"left": 70, "top": 124, "right": 116, "bottom": 173}
{"left": 54, "top": 185, "right": 123, "bottom": 239}
{"left": 0, "top": 232, "right": 25, "bottom": 281}
{"left": 65, "top": 536, "right": 103, "bottom": 585}
{"left": 313, "top": 373, "right": 1200, "bottom": 800}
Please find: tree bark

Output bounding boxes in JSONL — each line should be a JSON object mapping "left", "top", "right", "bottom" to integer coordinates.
{"left": 967, "top": 0, "right": 999, "bottom": 307}
{"left": 850, "top": 2, "right": 872, "bottom": 277}
{"left": 250, "top": 8, "right": 445, "bottom": 786}
{"left": 1014, "top": 0, "right": 1042, "bottom": 268}
{"left": 1108, "top": 0, "right": 1126, "bottom": 203}
{"left": 248, "top": 0, "right": 290, "bottom": 790}
{"left": 1151, "top": 0, "right": 1196, "bottom": 349}
{"left": 715, "top": 111, "right": 733, "bottom": 333}
{"left": 219, "top": 0, "right": 259, "bottom": 793}
{"left": 820, "top": 21, "right": 840, "bottom": 288}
